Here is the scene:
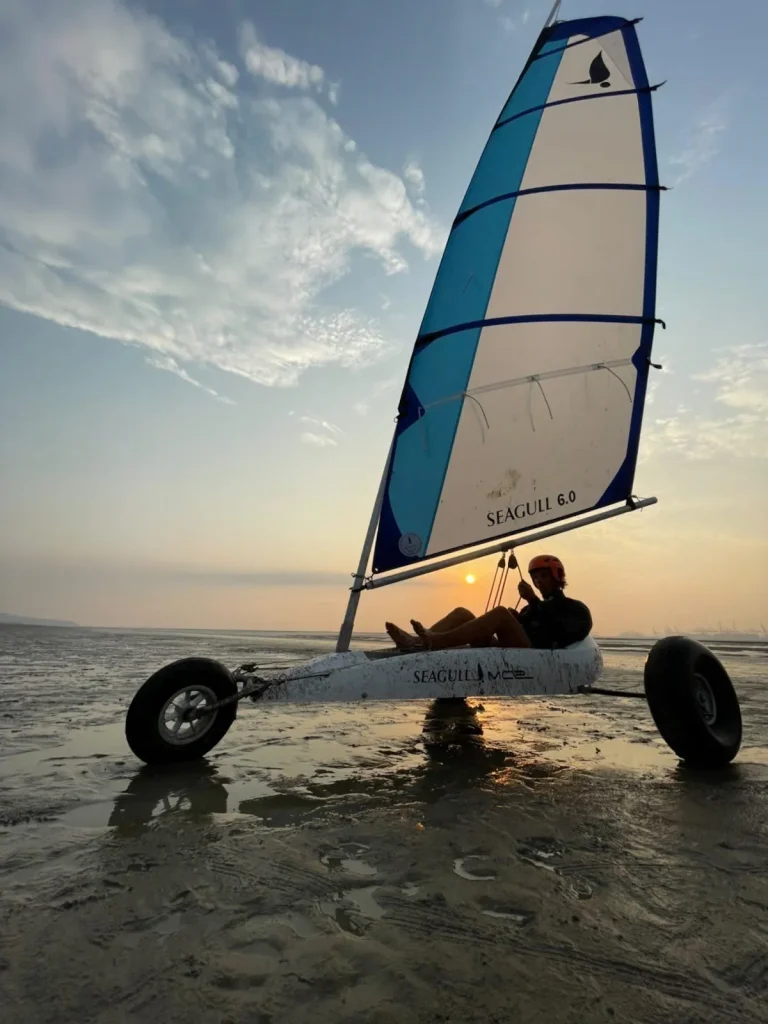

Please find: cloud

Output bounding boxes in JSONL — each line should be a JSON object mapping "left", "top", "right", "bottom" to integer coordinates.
{"left": 147, "top": 354, "right": 235, "bottom": 404}
{"left": 669, "top": 98, "right": 728, "bottom": 185}
{"left": 642, "top": 342, "right": 768, "bottom": 460}
{"left": 301, "top": 432, "right": 337, "bottom": 447}
{"left": 299, "top": 415, "right": 341, "bottom": 446}
{"left": 695, "top": 343, "right": 768, "bottom": 414}
{"left": 403, "top": 160, "right": 425, "bottom": 197}
{"left": 0, "top": 0, "right": 444, "bottom": 390}
{"left": 499, "top": 16, "right": 517, "bottom": 32}
{"left": 352, "top": 376, "right": 400, "bottom": 415}
{"left": 239, "top": 21, "right": 325, "bottom": 93}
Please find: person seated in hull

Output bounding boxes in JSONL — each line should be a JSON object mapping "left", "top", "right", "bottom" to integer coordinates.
{"left": 385, "top": 555, "right": 592, "bottom": 652}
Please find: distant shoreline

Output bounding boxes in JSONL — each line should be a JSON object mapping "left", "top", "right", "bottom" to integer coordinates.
{"left": 1, "top": 620, "right": 766, "bottom": 645}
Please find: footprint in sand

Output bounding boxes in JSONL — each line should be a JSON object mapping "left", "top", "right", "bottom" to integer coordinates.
{"left": 453, "top": 856, "right": 496, "bottom": 881}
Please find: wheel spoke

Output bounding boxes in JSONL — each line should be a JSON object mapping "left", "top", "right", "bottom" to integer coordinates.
{"left": 158, "top": 683, "right": 220, "bottom": 745}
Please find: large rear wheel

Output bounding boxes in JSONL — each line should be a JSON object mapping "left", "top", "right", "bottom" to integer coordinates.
{"left": 644, "top": 636, "right": 742, "bottom": 768}
{"left": 125, "top": 657, "right": 238, "bottom": 765}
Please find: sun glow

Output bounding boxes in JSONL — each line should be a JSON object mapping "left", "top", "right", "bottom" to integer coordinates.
{"left": 465, "top": 574, "right": 476, "bottom": 584}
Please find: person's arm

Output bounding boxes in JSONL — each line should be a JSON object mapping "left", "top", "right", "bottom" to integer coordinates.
{"left": 517, "top": 580, "right": 540, "bottom": 606}
{"left": 544, "top": 600, "right": 592, "bottom": 647}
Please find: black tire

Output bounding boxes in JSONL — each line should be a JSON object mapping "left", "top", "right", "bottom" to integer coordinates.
{"left": 125, "top": 658, "right": 238, "bottom": 765}
{"left": 644, "top": 636, "right": 742, "bottom": 768}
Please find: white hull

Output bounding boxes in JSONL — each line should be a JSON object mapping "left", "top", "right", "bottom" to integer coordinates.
{"left": 256, "top": 637, "right": 603, "bottom": 704}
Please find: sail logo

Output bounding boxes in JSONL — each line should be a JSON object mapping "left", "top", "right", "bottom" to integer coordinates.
{"left": 570, "top": 51, "right": 611, "bottom": 89}
{"left": 398, "top": 532, "right": 422, "bottom": 557}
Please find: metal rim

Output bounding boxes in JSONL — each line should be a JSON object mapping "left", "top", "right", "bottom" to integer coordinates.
{"left": 693, "top": 672, "right": 717, "bottom": 726}
{"left": 158, "top": 684, "right": 218, "bottom": 746}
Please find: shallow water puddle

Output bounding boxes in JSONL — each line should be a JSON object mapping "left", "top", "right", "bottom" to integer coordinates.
{"left": 320, "top": 842, "right": 378, "bottom": 877}
{"left": 320, "top": 884, "right": 386, "bottom": 935}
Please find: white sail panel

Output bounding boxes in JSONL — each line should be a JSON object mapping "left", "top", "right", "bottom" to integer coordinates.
{"left": 426, "top": 322, "right": 642, "bottom": 555}
{"left": 371, "top": 15, "right": 660, "bottom": 575}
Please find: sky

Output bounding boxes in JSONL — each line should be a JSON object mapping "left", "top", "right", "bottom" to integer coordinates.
{"left": 0, "top": 0, "right": 766, "bottom": 636}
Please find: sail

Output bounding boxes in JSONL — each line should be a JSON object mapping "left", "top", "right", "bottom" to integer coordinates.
{"left": 372, "top": 15, "right": 660, "bottom": 576}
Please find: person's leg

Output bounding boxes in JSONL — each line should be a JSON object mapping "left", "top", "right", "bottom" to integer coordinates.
{"left": 411, "top": 606, "right": 531, "bottom": 651}
{"left": 385, "top": 607, "right": 475, "bottom": 651}
{"left": 429, "top": 607, "right": 476, "bottom": 632}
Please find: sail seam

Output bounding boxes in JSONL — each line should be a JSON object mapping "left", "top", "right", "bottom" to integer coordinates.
{"left": 492, "top": 84, "right": 659, "bottom": 134}
{"left": 454, "top": 182, "right": 660, "bottom": 229}
{"left": 417, "top": 314, "right": 659, "bottom": 347}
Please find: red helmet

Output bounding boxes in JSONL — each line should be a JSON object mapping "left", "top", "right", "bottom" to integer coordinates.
{"left": 528, "top": 554, "right": 566, "bottom": 584}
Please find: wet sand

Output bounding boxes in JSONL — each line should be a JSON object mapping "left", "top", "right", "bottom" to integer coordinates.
{"left": 2, "top": 628, "right": 768, "bottom": 1023}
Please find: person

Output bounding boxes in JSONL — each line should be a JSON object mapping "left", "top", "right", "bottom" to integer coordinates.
{"left": 384, "top": 554, "right": 592, "bottom": 652}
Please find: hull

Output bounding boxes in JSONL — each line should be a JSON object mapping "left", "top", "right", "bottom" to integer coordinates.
{"left": 257, "top": 637, "right": 603, "bottom": 704}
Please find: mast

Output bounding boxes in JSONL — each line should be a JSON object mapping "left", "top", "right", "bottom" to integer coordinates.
{"left": 335, "top": 435, "right": 394, "bottom": 653}
{"left": 544, "top": 1, "right": 562, "bottom": 28}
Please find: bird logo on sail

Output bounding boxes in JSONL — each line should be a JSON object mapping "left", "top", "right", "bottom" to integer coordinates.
{"left": 570, "top": 51, "right": 611, "bottom": 88}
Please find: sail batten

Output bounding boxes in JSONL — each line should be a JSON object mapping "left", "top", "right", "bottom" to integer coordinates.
{"left": 493, "top": 83, "right": 658, "bottom": 133}
{"left": 371, "top": 14, "right": 660, "bottom": 577}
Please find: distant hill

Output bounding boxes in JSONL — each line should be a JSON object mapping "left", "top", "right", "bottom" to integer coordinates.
{"left": 0, "top": 612, "right": 79, "bottom": 627}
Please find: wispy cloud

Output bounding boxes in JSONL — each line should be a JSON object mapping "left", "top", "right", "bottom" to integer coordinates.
{"left": 239, "top": 22, "right": 326, "bottom": 94}
{"left": 669, "top": 98, "right": 728, "bottom": 185}
{"left": 299, "top": 415, "right": 341, "bottom": 446}
{"left": 352, "top": 376, "right": 400, "bottom": 415}
{"left": 696, "top": 343, "right": 768, "bottom": 414}
{"left": 0, "top": 0, "right": 444, "bottom": 391}
{"left": 403, "top": 160, "right": 425, "bottom": 197}
{"left": 147, "top": 354, "right": 235, "bottom": 405}
{"left": 301, "top": 433, "right": 337, "bottom": 447}
{"left": 642, "top": 343, "right": 768, "bottom": 460}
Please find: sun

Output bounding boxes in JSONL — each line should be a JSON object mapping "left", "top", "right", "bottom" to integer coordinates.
{"left": 464, "top": 574, "right": 476, "bottom": 585}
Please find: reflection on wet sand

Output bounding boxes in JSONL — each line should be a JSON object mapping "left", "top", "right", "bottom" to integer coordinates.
{"left": 107, "top": 700, "right": 513, "bottom": 830}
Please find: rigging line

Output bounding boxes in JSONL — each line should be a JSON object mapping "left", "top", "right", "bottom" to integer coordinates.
{"left": 533, "top": 378, "right": 554, "bottom": 420}
{"left": 602, "top": 364, "right": 632, "bottom": 401}
{"left": 485, "top": 553, "right": 505, "bottom": 613}
{"left": 496, "top": 556, "right": 513, "bottom": 607}
{"left": 513, "top": 557, "right": 525, "bottom": 611}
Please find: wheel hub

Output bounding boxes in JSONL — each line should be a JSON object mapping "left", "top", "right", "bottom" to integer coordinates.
{"left": 693, "top": 673, "right": 717, "bottom": 726}
{"left": 159, "top": 685, "right": 218, "bottom": 745}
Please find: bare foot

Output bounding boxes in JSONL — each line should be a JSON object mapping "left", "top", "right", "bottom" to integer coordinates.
{"left": 385, "top": 621, "right": 421, "bottom": 652}
{"left": 410, "top": 619, "right": 435, "bottom": 650}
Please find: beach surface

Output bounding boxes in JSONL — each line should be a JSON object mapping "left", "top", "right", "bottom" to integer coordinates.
{"left": 1, "top": 626, "right": 768, "bottom": 1023}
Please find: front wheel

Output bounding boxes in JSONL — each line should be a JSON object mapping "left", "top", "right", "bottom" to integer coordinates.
{"left": 125, "top": 658, "right": 238, "bottom": 765}
{"left": 644, "top": 636, "right": 742, "bottom": 768}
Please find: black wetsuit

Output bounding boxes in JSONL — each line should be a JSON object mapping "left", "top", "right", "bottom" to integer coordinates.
{"left": 516, "top": 591, "right": 592, "bottom": 650}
